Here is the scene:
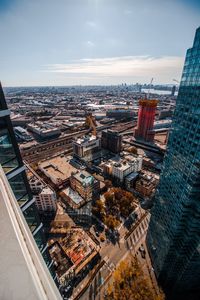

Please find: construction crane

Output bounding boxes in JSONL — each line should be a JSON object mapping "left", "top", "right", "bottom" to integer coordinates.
{"left": 147, "top": 77, "right": 154, "bottom": 99}
{"left": 85, "top": 112, "right": 97, "bottom": 136}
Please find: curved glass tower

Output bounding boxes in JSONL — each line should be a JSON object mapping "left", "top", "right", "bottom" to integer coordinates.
{"left": 146, "top": 27, "right": 200, "bottom": 300}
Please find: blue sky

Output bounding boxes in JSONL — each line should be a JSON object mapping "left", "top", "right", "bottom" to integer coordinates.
{"left": 0, "top": 0, "right": 199, "bottom": 86}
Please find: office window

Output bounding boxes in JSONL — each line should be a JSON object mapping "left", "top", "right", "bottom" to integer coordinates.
{"left": 23, "top": 204, "right": 40, "bottom": 233}
{"left": 0, "top": 124, "right": 18, "bottom": 173}
{"left": 9, "top": 172, "right": 30, "bottom": 206}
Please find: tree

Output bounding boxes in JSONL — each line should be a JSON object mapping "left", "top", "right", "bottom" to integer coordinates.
{"left": 105, "top": 257, "right": 165, "bottom": 300}
{"left": 92, "top": 200, "right": 105, "bottom": 218}
{"left": 103, "top": 214, "right": 120, "bottom": 230}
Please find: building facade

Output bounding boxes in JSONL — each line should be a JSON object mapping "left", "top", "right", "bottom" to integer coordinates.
{"left": 70, "top": 170, "right": 100, "bottom": 201}
{"left": 28, "top": 167, "right": 57, "bottom": 213}
{"left": 73, "top": 135, "right": 101, "bottom": 162}
{"left": 112, "top": 156, "right": 143, "bottom": 182}
{"left": 0, "top": 83, "right": 58, "bottom": 284}
{"left": 101, "top": 129, "right": 122, "bottom": 153}
{"left": 135, "top": 99, "right": 158, "bottom": 142}
{"left": 146, "top": 27, "right": 200, "bottom": 299}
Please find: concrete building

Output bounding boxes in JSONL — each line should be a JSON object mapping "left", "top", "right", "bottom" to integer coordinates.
{"left": 135, "top": 99, "right": 158, "bottom": 142}
{"left": 39, "top": 155, "right": 77, "bottom": 188}
{"left": 28, "top": 174, "right": 57, "bottom": 213}
{"left": 125, "top": 172, "right": 138, "bottom": 190}
{"left": 112, "top": 157, "right": 142, "bottom": 182}
{"left": 60, "top": 187, "right": 85, "bottom": 209}
{"left": 14, "top": 126, "right": 33, "bottom": 141}
{"left": 135, "top": 172, "right": 159, "bottom": 197}
{"left": 101, "top": 129, "right": 122, "bottom": 153}
{"left": 146, "top": 27, "right": 200, "bottom": 300}
{"left": 70, "top": 170, "right": 100, "bottom": 201}
{"left": 106, "top": 109, "right": 135, "bottom": 120}
{"left": 73, "top": 135, "right": 101, "bottom": 162}
{"left": 27, "top": 122, "right": 61, "bottom": 140}
{"left": 101, "top": 154, "right": 142, "bottom": 183}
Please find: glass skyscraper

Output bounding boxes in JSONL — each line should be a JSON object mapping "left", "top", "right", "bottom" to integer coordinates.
{"left": 146, "top": 27, "right": 200, "bottom": 300}
{"left": 0, "top": 83, "right": 58, "bottom": 284}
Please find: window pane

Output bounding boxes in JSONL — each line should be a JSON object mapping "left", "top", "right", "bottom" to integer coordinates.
{"left": 42, "top": 248, "right": 52, "bottom": 266}
{"left": 34, "top": 229, "right": 45, "bottom": 251}
{"left": 23, "top": 204, "right": 39, "bottom": 232}
{"left": 0, "top": 126, "right": 18, "bottom": 173}
{"left": 9, "top": 172, "right": 29, "bottom": 205}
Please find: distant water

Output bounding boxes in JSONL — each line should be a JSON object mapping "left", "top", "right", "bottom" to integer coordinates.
{"left": 142, "top": 88, "right": 178, "bottom": 96}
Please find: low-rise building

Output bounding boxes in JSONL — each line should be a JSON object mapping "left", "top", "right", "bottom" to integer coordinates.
{"left": 106, "top": 109, "right": 135, "bottom": 120}
{"left": 27, "top": 121, "right": 61, "bottom": 140}
{"left": 14, "top": 126, "right": 33, "bottom": 142}
{"left": 135, "top": 172, "right": 159, "bottom": 197}
{"left": 73, "top": 135, "right": 101, "bottom": 162}
{"left": 70, "top": 170, "right": 100, "bottom": 201}
{"left": 60, "top": 187, "right": 85, "bottom": 209}
{"left": 48, "top": 224, "right": 98, "bottom": 286}
{"left": 38, "top": 155, "right": 77, "bottom": 188}
{"left": 101, "top": 153, "right": 143, "bottom": 183}
{"left": 112, "top": 157, "right": 142, "bottom": 182}
{"left": 125, "top": 172, "right": 139, "bottom": 190}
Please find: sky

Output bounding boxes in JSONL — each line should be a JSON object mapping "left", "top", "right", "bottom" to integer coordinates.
{"left": 0, "top": 0, "right": 200, "bottom": 86}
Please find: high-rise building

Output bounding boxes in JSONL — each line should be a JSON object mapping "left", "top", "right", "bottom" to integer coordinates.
{"left": 135, "top": 99, "right": 158, "bottom": 142}
{"left": 0, "top": 83, "right": 59, "bottom": 288}
{"left": 101, "top": 129, "right": 122, "bottom": 153}
{"left": 146, "top": 27, "right": 200, "bottom": 300}
{"left": 0, "top": 165, "right": 62, "bottom": 300}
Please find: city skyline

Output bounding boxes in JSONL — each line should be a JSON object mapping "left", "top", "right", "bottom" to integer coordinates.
{"left": 0, "top": 0, "right": 200, "bottom": 86}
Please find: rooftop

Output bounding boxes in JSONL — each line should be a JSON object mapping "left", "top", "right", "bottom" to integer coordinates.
{"left": 75, "top": 135, "right": 98, "bottom": 145}
{"left": 72, "top": 170, "right": 95, "bottom": 186}
{"left": 61, "top": 187, "right": 84, "bottom": 205}
{"left": 39, "top": 156, "right": 77, "bottom": 182}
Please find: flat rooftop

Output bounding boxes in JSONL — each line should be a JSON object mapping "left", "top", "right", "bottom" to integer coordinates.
{"left": 39, "top": 156, "right": 77, "bottom": 181}
{"left": 72, "top": 170, "right": 95, "bottom": 185}
{"left": 75, "top": 135, "right": 98, "bottom": 145}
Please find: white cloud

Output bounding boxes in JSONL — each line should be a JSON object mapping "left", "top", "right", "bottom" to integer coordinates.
{"left": 44, "top": 55, "right": 184, "bottom": 83}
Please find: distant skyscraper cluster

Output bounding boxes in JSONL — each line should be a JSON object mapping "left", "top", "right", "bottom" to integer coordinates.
{"left": 147, "top": 27, "right": 200, "bottom": 300}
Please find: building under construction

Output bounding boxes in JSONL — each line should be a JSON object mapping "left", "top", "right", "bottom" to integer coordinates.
{"left": 135, "top": 99, "right": 158, "bottom": 142}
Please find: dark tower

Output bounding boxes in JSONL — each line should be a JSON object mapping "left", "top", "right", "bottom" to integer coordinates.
{"left": 146, "top": 27, "right": 200, "bottom": 300}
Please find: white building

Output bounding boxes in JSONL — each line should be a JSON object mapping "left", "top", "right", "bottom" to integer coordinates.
{"left": 73, "top": 135, "right": 101, "bottom": 162}
{"left": 27, "top": 122, "right": 61, "bottom": 139}
{"left": 28, "top": 168, "right": 57, "bottom": 213}
{"left": 112, "top": 156, "right": 142, "bottom": 182}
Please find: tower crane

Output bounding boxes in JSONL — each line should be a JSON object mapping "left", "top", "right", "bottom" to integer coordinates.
{"left": 147, "top": 77, "right": 154, "bottom": 99}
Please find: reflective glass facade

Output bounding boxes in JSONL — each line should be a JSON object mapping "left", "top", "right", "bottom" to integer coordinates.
{"left": 146, "top": 27, "right": 200, "bottom": 299}
{"left": 0, "top": 83, "right": 58, "bottom": 285}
